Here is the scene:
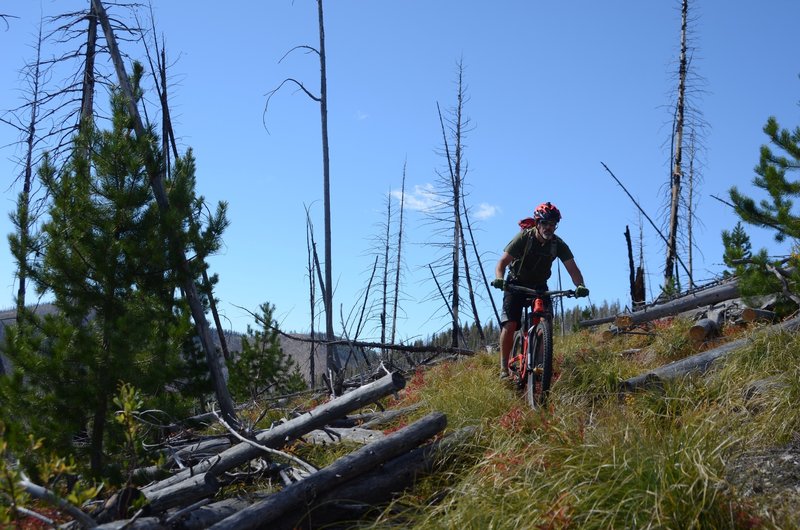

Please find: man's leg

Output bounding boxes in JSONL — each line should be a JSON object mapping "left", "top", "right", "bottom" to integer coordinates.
{"left": 499, "top": 321, "right": 518, "bottom": 376}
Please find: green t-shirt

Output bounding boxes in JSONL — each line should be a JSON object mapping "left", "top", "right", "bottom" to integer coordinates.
{"left": 504, "top": 229, "right": 574, "bottom": 285}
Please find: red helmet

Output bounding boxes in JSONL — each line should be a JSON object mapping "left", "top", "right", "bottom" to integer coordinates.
{"left": 533, "top": 202, "right": 561, "bottom": 224}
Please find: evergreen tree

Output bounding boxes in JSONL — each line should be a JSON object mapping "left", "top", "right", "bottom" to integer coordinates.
{"left": 721, "top": 221, "right": 752, "bottom": 277}
{"left": 729, "top": 110, "right": 800, "bottom": 311}
{"left": 227, "top": 303, "right": 306, "bottom": 402}
{"left": 1, "top": 83, "right": 227, "bottom": 479}
{"left": 730, "top": 115, "right": 800, "bottom": 241}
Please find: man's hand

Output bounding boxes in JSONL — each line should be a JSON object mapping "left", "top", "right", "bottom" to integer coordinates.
{"left": 491, "top": 278, "right": 505, "bottom": 291}
{"left": 575, "top": 285, "right": 589, "bottom": 298}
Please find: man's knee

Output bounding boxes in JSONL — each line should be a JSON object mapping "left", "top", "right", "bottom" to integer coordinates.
{"left": 501, "top": 321, "right": 518, "bottom": 334}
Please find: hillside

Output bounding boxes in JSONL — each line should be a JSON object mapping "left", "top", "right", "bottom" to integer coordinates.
{"left": 5, "top": 308, "right": 800, "bottom": 528}
{"left": 218, "top": 329, "right": 377, "bottom": 386}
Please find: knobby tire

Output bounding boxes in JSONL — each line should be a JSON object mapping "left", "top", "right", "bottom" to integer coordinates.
{"left": 511, "top": 331, "right": 526, "bottom": 391}
{"left": 526, "top": 318, "right": 553, "bottom": 408}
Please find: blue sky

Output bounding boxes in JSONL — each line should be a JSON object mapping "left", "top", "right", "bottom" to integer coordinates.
{"left": 1, "top": 1, "right": 799, "bottom": 343}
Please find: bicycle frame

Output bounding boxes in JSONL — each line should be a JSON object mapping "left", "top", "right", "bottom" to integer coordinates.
{"left": 505, "top": 283, "right": 576, "bottom": 407}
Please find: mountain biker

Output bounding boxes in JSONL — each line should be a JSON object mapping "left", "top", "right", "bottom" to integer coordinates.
{"left": 491, "top": 201, "right": 589, "bottom": 379}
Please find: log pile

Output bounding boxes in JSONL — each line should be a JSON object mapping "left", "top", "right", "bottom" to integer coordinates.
{"left": 620, "top": 313, "right": 800, "bottom": 392}
{"left": 61, "top": 371, "right": 467, "bottom": 529}
{"left": 586, "top": 276, "right": 785, "bottom": 346}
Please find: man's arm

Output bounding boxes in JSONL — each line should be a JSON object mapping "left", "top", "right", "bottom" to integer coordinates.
{"left": 495, "top": 252, "right": 514, "bottom": 280}
{"left": 563, "top": 258, "right": 585, "bottom": 287}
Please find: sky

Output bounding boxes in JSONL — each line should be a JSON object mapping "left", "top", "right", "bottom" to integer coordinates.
{"left": 1, "top": 1, "right": 799, "bottom": 344}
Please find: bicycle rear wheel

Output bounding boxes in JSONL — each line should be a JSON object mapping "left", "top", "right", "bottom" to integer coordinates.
{"left": 526, "top": 318, "right": 553, "bottom": 408}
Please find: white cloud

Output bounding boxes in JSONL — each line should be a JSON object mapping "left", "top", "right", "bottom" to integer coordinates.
{"left": 473, "top": 202, "right": 499, "bottom": 220}
{"left": 391, "top": 183, "right": 439, "bottom": 212}
{"left": 355, "top": 110, "right": 369, "bottom": 121}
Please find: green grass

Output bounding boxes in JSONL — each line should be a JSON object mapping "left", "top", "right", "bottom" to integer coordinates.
{"left": 351, "top": 321, "right": 800, "bottom": 529}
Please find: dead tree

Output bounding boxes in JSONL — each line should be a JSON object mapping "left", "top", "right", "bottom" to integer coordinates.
{"left": 614, "top": 279, "right": 739, "bottom": 328}
{"left": 140, "top": 372, "right": 406, "bottom": 513}
{"left": 688, "top": 305, "right": 726, "bottom": 341}
{"left": 6, "top": 8, "right": 101, "bottom": 318}
{"left": 602, "top": 162, "right": 690, "bottom": 281}
{"left": 664, "top": 0, "right": 707, "bottom": 291}
{"left": 11, "top": 20, "right": 45, "bottom": 319}
{"left": 305, "top": 204, "right": 324, "bottom": 387}
{"left": 139, "top": 24, "right": 232, "bottom": 363}
{"left": 390, "top": 162, "right": 407, "bottom": 346}
{"left": 265, "top": 0, "right": 338, "bottom": 393}
{"left": 91, "top": 0, "right": 237, "bottom": 427}
{"left": 207, "top": 412, "right": 447, "bottom": 530}
{"left": 621, "top": 312, "right": 800, "bottom": 391}
{"left": 665, "top": 0, "right": 689, "bottom": 288}
{"left": 459, "top": 182, "right": 485, "bottom": 344}
{"left": 625, "top": 226, "right": 637, "bottom": 311}
{"left": 426, "top": 60, "right": 477, "bottom": 348}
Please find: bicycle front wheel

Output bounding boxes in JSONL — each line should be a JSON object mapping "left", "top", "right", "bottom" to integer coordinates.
{"left": 526, "top": 318, "right": 553, "bottom": 408}
{"left": 510, "top": 331, "right": 526, "bottom": 390}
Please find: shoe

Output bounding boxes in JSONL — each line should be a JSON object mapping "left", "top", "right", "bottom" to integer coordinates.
{"left": 499, "top": 371, "right": 510, "bottom": 380}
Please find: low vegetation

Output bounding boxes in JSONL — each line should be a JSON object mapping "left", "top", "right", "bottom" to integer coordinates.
{"left": 4, "top": 312, "right": 800, "bottom": 528}
{"left": 347, "top": 319, "right": 800, "bottom": 529}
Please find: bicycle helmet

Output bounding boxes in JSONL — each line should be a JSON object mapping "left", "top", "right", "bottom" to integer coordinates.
{"left": 533, "top": 202, "right": 562, "bottom": 224}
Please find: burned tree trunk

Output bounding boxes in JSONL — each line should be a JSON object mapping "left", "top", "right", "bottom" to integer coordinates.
{"left": 625, "top": 226, "right": 636, "bottom": 309}
{"left": 742, "top": 307, "right": 776, "bottom": 323}
{"left": 620, "top": 313, "right": 800, "bottom": 391}
{"left": 688, "top": 306, "right": 726, "bottom": 342}
{"left": 274, "top": 425, "right": 475, "bottom": 530}
{"left": 142, "top": 372, "right": 406, "bottom": 513}
{"left": 614, "top": 279, "right": 739, "bottom": 328}
{"left": 208, "top": 412, "right": 447, "bottom": 530}
{"left": 665, "top": 0, "right": 689, "bottom": 287}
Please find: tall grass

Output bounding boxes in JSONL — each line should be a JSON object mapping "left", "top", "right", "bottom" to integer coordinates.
{"left": 357, "top": 321, "right": 800, "bottom": 529}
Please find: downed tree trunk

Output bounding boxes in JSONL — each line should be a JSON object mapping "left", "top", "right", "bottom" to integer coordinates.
{"left": 578, "top": 314, "right": 616, "bottom": 328}
{"left": 620, "top": 313, "right": 800, "bottom": 391}
{"left": 688, "top": 307, "right": 726, "bottom": 342}
{"left": 614, "top": 280, "right": 739, "bottom": 328}
{"left": 207, "top": 411, "right": 448, "bottom": 530}
{"left": 142, "top": 372, "right": 405, "bottom": 513}
{"left": 275, "top": 425, "right": 476, "bottom": 530}
{"left": 302, "top": 426, "right": 385, "bottom": 445}
{"left": 98, "top": 421, "right": 468, "bottom": 530}
{"left": 742, "top": 307, "right": 776, "bottom": 323}
{"left": 168, "top": 425, "right": 476, "bottom": 530}
{"left": 328, "top": 403, "right": 422, "bottom": 429}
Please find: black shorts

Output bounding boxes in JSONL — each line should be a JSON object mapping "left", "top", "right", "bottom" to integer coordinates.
{"left": 500, "top": 283, "right": 549, "bottom": 329}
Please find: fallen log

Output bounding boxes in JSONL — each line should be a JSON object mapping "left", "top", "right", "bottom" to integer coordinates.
{"left": 620, "top": 314, "right": 800, "bottom": 392}
{"left": 578, "top": 314, "right": 616, "bottom": 328}
{"left": 742, "top": 307, "right": 776, "bottom": 323}
{"left": 613, "top": 280, "right": 739, "bottom": 328}
{"left": 302, "top": 426, "right": 385, "bottom": 445}
{"left": 328, "top": 403, "right": 422, "bottom": 429}
{"left": 207, "top": 411, "right": 448, "bottom": 530}
{"left": 275, "top": 425, "right": 476, "bottom": 530}
{"left": 688, "top": 307, "right": 726, "bottom": 342}
{"left": 601, "top": 326, "right": 620, "bottom": 341}
{"left": 93, "top": 519, "right": 163, "bottom": 529}
{"left": 170, "top": 425, "right": 476, "bottom": 530}
{"left": 142, "top": 372, "right": 405, "bottom": 513}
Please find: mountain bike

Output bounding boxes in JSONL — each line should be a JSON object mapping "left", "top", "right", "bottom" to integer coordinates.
{"left": 505, "top": 283, "right": 576, "bottom": 408}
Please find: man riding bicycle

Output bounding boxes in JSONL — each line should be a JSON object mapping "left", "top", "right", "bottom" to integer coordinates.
{"left": 491, "top": 202, "right": 589, "bottom": 379}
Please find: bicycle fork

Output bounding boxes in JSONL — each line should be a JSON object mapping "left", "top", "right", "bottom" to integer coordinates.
{"left": 526, "top": 315, "right": 544, "bottom": 375}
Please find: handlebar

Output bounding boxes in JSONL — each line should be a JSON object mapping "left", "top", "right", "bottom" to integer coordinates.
{"left": 504, "top": 283, "right": 576, "bottom": 299}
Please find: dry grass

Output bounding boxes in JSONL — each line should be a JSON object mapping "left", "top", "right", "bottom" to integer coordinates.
{"left": 352, "top": 320, "right": 800, "bottom": 529}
